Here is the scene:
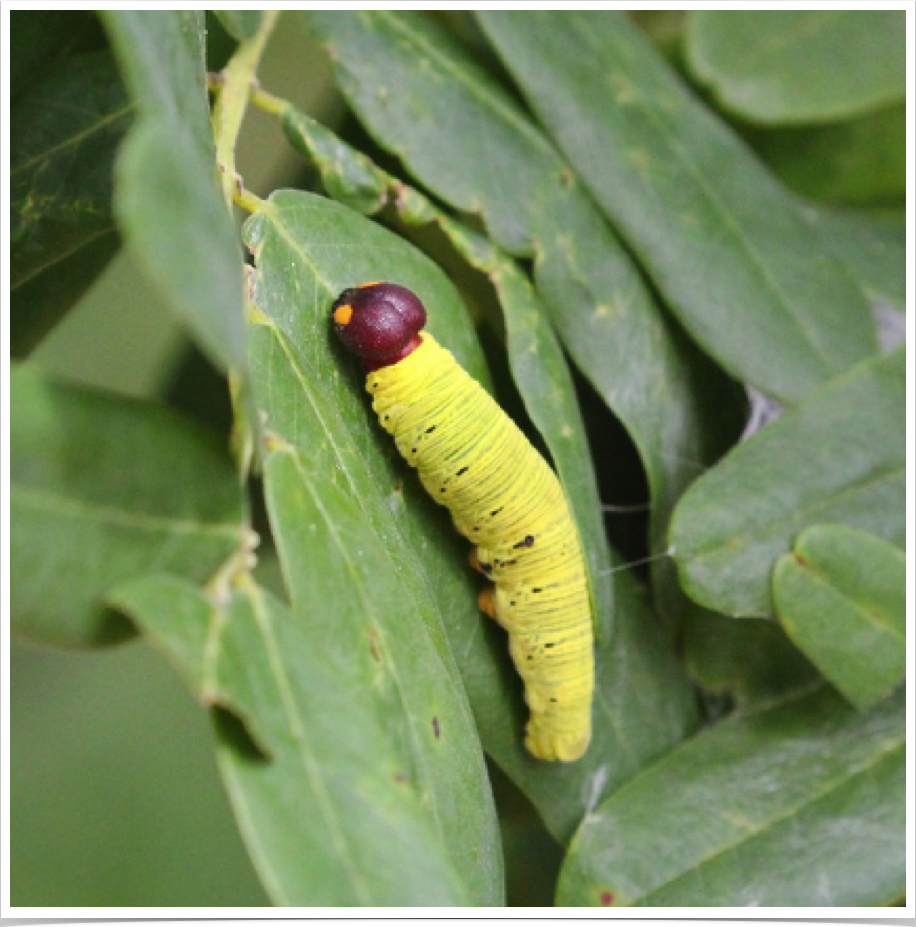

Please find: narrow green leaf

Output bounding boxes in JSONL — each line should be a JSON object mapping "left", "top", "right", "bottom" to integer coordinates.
{"left": 773, "top": 525, "right": 905, "bottom": 709}
{"left": 213, "top": 11, "right": 263, "bottom": 42}
{"left": 305, "top": 9, "right": 741, "bottom": 634}
{"left": 747, "top": 103, "right": 906, "bottom": 207}
{"left": 281, "top": 107, "right": 388, "bottom": 214}
{"left": 11, "top": 52, "right": 130, "bottom": 355}
{"left": 245, "top": 189, "right": 697, "bottom": 843}
{"left": 478, "top": 11, "right": 877, "bottom": 402}
{"left": 685, "top": 11, "right": 905, "bottom": 125}
{"left": 671, "top": 347, "right": 904, "bottom": 617}
{"left": 557, "top": 686, "right": 905, "bottom": 906}
{"left": 246, "top": 191, "right": 502, "bottom": 903}
{"left": 112, "top": 576, "right": 472, "bottom": 906}
{"left": 11, "top": 364, "right": 246, "bottom": 648}
{"left": 101, "top": 11, "right": 246, "bottom": 374}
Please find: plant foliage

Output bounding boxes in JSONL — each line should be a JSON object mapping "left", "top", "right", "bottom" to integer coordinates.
{"left": 10, "top": 9, "right": 905, "bottom": 909}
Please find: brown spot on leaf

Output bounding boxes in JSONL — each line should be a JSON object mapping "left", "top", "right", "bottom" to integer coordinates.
{"left": 432, "top": 716, "right": 440, "bottom": 739}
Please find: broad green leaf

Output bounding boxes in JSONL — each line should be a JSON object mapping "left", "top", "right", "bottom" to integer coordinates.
{"left": 112, "top": 576, "right": 472, "bottom": 906}
{"left": 305, "top": 9, "right": 742, "bottom": 637}
{"left": 10, "top": 364, "right": 246, "bottom": 648}
{"left": 245, "top": 189, "right": 697, "bottom": 843}
{"left": 684, "top": 11, "right": 905, "bottom": 125}
{"left": 246, "top": 191, "right": 502, "bottom": 903}
{"left": 10, "top": 10, "right": 106, "bottom": 101}
{"left": 773, "top": 525, "right": 905, "bottom": 709}
{"left": 11, "top": 52, "right": 130, "bottom": 356}
{"left": 478, "top": 11, "right": 877, "bottom": 403}
{"left": 101, "top": 11, "right": 246, "bottom": 374}
{"left": 671, "top": 347, "right": 904, "bottom": 617}
{"left": 748, "top": 103, "right": 905, "bottom": 207}
{"left": 557, "top": 686, "right": 904, "bottom": 906}
{"left": 213, "top": 11, "right": 263, "bottom": 42}
{"left": 101, "top": 11, "right": 212, "bottom": 151}
{"left": 800, "top": 204, "right": 905, "bottom": 313}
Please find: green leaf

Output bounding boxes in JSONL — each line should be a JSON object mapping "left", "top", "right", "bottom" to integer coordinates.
{"left": 684, "top": 11, "right": 906, "bottom": 125}
{"left": 305, "top": 10, "right": 742, "bottom": 634}
{"left": 557, "top": 686, "right": 905, "bottom": 906}
{"left": 682, "top": 609, "right": 818, "bottom": 706}
{"left": 281, "top": 107, "right": 389, "bottom": 214}
{"left": 246, "top": 191, "right": 503, "bottom": 903}
{"left": 101, "top": 11, "right": 246, "bottom": 374}
{"left": 10, "top": 364, "right": 246, "bottom": 648}
{"left": 747, "top": 103, "right": 906, "bottom": 207}
{"left": 101, "top": 11, "right": 213, "bottom": 150}
{"left": 213, "top": 11, "right": 263, "bottom": 42}
{"left": 477, "top": 11, "right": 877, "bottom": 403}
{"left": 671, "top": 347, "right": 904, "bottom": 617}
{"left": 773, "top": 525, "right": 905, "bottom": 709}
{"left": 10, "top": 52, "right": 130, "bottom": 356}
{"left": 112, "top": 576, "right": 473, "bottom": 906}
{"left": 799, "top": 204, "right": 905, "bottom": 313}
{"left": 11, "top": 230, "right": 120, "bottom": 359}
{"left": 245, "top": 189, "right": 697, "bottom": 843}
{"left": 10, "top": 10, "right": 106, "bottom": 102}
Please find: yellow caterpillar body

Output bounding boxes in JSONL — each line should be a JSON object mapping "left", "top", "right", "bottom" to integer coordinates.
{"left": 367, "top": 333, "right": 594, "bottom": 762}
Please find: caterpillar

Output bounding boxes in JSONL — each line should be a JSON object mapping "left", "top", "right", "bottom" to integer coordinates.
{"left": 332, "top": 282, "right": 594, "bottom": 762}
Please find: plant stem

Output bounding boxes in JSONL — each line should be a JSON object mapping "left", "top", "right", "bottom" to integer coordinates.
{"left": 250, "top": 86, "right": 291, "bottom": 117}
{"left": 211, "top": 9, "right": 280, "bottom": 210}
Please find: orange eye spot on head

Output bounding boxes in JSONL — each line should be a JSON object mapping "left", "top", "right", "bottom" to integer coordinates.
{"left": 358, "top": 281, "right": 382, "bottom": 288}
{"left": 334, "top": 303, "right": 353, "bottom": 326}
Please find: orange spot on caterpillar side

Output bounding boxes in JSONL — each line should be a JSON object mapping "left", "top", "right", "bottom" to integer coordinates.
{"left": 358, "top": 280, "right": 382, "bottom": 288}
{"left": 468, "top": 548, "right": 492, "bottom": 575}
{"left": 599, "top": 891, "right": 614, "bottom": 906}
{"left": 333, "top": 303, "right": 353, "bottom": 326}
{"left": 478, "top": 586, "right": 497, "bottom": 619}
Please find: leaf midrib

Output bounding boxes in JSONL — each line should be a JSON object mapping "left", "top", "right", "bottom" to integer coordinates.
{"left": 244, "top": 582, "right": 377, "bottom": 905}
{"left": 636, "top": 738, "right": 903, "bottom": 905}
{"left": 12, "top": 102, "right": 135, "bottom": 176}
{"left": 784, "top": 556, "right": 905, "bottom": 644}
{"left": 13, "top": 483, "right": 242, "bottom": 539}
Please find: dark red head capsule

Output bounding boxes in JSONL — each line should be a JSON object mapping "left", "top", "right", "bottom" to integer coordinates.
{"left": 332, "top": 282, "right": 427, "bottom": 369}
